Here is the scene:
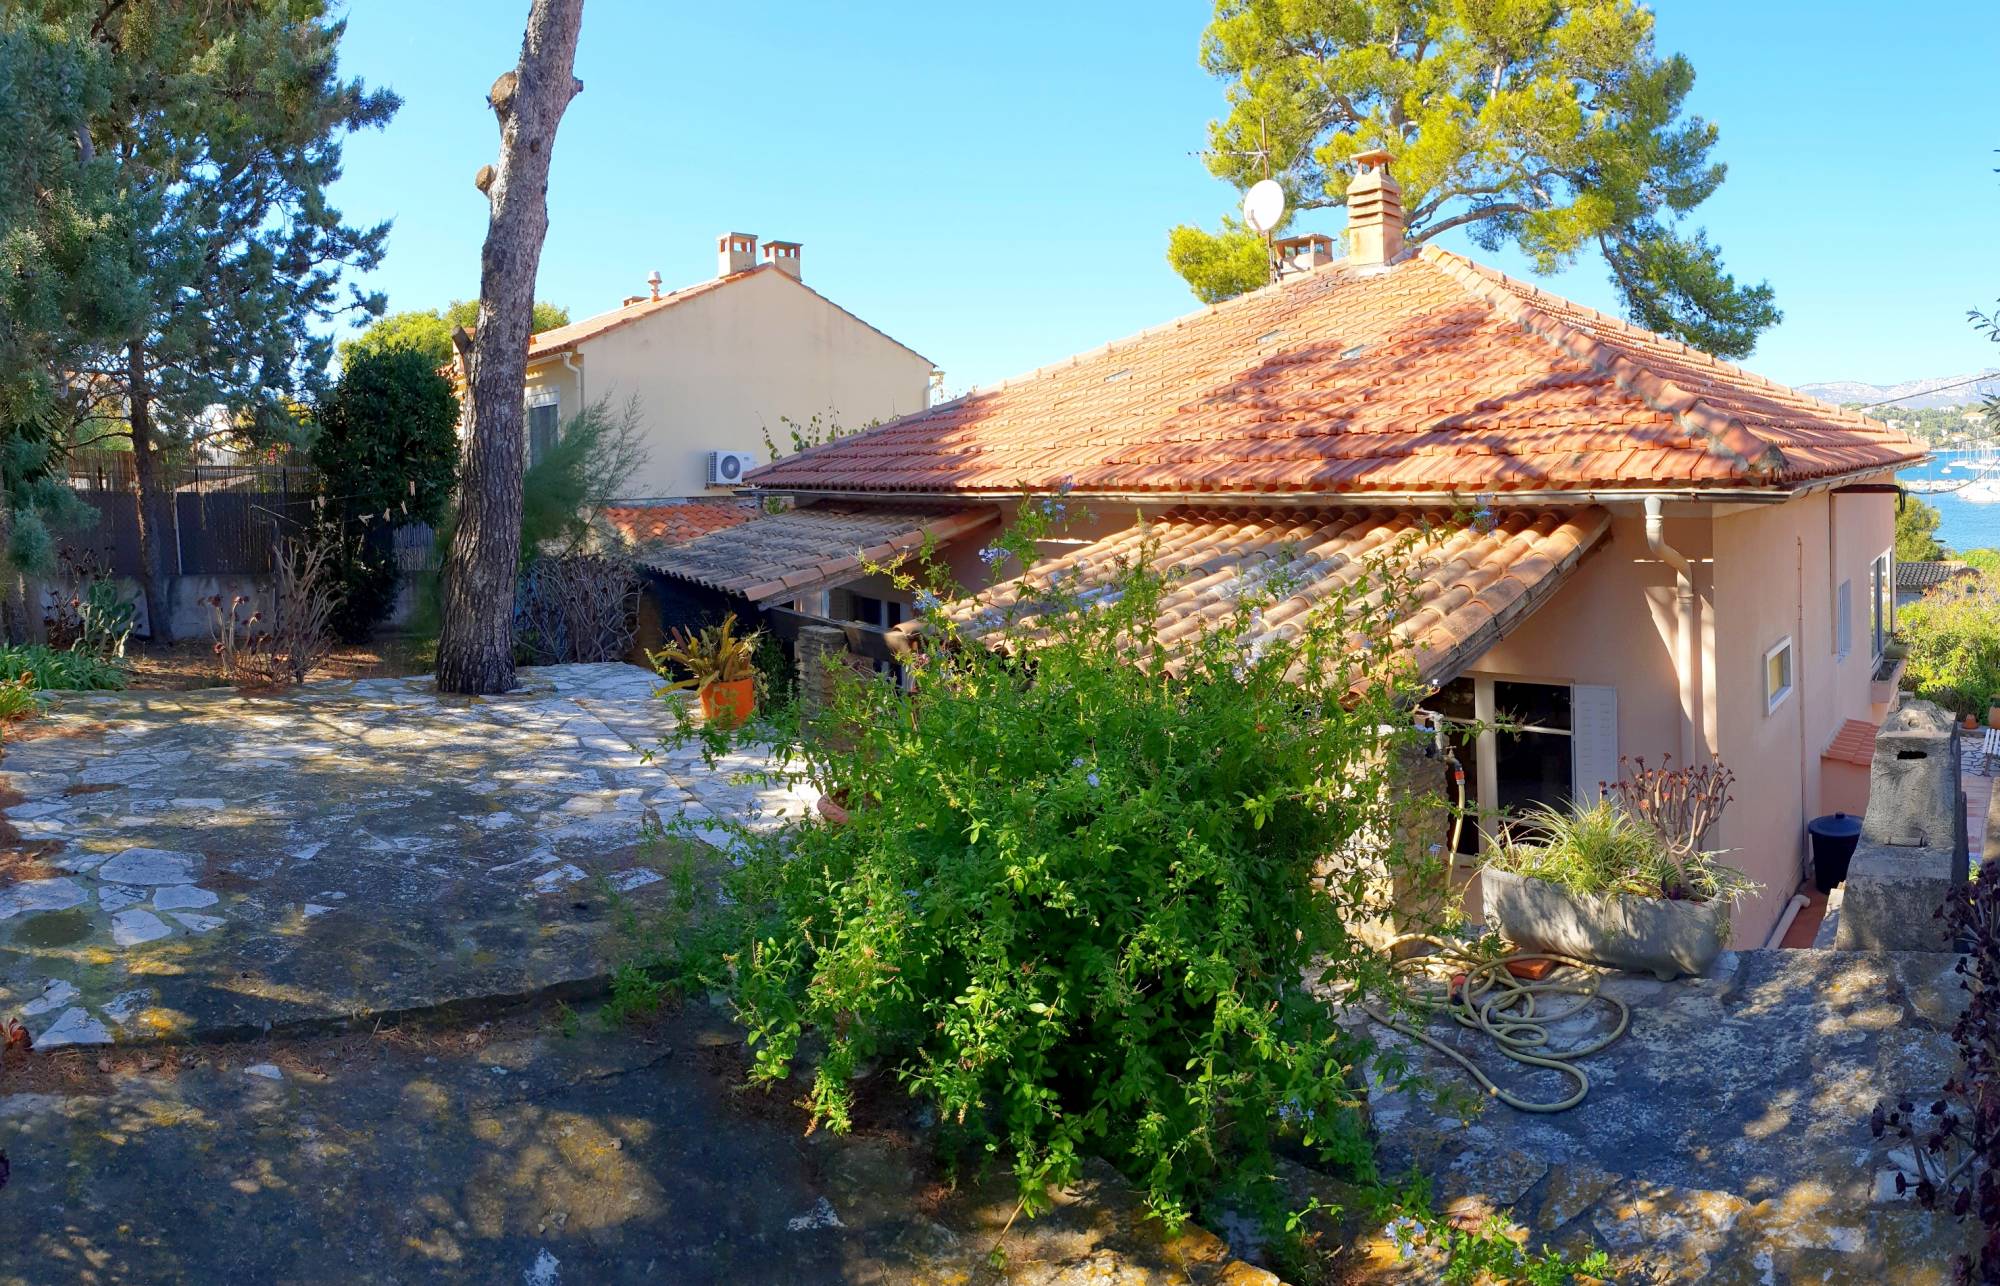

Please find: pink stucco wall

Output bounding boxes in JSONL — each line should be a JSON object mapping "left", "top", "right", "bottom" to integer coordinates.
{"left": 811, "top": 489, "right": 1896, "bottom": 948}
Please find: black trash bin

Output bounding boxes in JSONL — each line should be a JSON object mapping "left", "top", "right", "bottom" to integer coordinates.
{"left": 1807, "top": 812, "right": 1863, "bottom": 891}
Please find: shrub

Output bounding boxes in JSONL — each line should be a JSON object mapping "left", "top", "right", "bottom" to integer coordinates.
{"left": 248, "top": 537, "right": 342, "bottom": 686}
{"left": 514, "top": 553, "right": 637, "bottom": 665}
{"left": 661, "top": 501, "right": 1433, "bottom": 1227}
{"left": 310, "top": 346, "right": 460, "bottom": 640}
{"left": 1899, "top": 582, "right": 2000, "bottom": 717}
{"left": 0, "top": 644, "right": 126, "bottom": 691}
{"left": 517, "top": 395, "right": 649, "bottom": 561}
{"left": 1486, "top": 759, "right": 1755, "bottom": 910}
{"left": 1873, "top": 859, "right": 2000, "bottom": 1281}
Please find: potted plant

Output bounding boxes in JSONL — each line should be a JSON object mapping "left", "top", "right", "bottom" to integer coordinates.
{"left": 651, "top": 614, "right": 761, "bottom": 730}
{"left": 1482, "top": 758, "right": 1757, "bottom": 980}
{"left": 1987, "top": 694, "right": 2000, "bottom": 730}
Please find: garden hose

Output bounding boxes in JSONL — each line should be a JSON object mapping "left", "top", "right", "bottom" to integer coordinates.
{"left": 1360, "top": 935, "right": 1629, "bottom": 1114}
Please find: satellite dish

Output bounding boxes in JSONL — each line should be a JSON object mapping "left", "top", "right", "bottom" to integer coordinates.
{"left": 1241, "top": 179, "right": 1286, "bottom": 234}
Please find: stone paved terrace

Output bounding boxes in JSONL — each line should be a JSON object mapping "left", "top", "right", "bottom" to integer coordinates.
{"left": 0, "top": 664, "right": 813, "bottom": 1047}
{"left": 1347, "top": 947, "right": 1973, "bottom": 1283}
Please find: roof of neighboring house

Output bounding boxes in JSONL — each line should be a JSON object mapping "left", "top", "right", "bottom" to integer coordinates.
{"left": 749, "top": 246, "right": 1921, "bottom": 498}
{"left": 524, "top": 264, "right": 933, "bottom": 365}
{"left": 1896, "top": 560, "right": 1978, "bottom": 594}
{"left": 605, "top": 500, "right": 759, "bottom": 549}
{"left": 637, "top": 501, "right": 998, "bottom": 603}
{"left": 942, "top": 505, "right": 1612, "bottom": 687}
{"left": 1823, "top": 717, "right": 1880, "bottom": 768}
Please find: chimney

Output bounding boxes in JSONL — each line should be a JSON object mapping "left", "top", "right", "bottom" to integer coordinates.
{"left": 718, "top": 231, "right": 757, "bottom": 277}
{"left": 760, "top": 239, "right": 802, "bottom": 280}
{"left": 1273, "top": 232, "right": 1335, "bottom": 276}
{"left": 1345, "top": 149, "right": 1404, "bottom": 267}
{"left": 647, "top": 269, "right": 662, "bottom": 300}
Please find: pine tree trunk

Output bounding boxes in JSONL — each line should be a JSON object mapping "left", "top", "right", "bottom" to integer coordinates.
{"left": 434, "top": 0, "right": 585, "bottom": 695}
{"left": 127, "top": 342, "right": 176, "bottom": 644}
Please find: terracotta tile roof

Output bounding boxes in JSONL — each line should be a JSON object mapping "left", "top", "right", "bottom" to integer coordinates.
{"left": 750, "top": 246, "right": 1921, "bottom": 498}
{"left": 1823, "top": 718, "right": 1880, "bottom": 768}
{"left": 1896, "top": 560, "right": 1978, "bottom": 595}
{"left": 606, "top": 499, "right": 759, "bottom": 549}
{"left": 941, "top": 505, "right": 1610, "bottom": 687}
{"left": 638, "top": 501, "right": 998, "bottom": 603}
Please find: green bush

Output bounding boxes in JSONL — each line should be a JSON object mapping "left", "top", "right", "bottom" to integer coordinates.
{"left": 661, "top": 500, "right": 1435, "bottom": 1228}
{"left": 1899, "top": 582, "right": 2000, "bottom": 717}
{"left": 0, "top": 644, "right": 127, "bottom": 691}
{"left": 310, "top": 346, "right": 459, "bottom": 641}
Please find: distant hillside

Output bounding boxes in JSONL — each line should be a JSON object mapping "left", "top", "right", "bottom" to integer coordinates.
{"left": 1796, "top": 369, "right": 2000, "bottom": 410}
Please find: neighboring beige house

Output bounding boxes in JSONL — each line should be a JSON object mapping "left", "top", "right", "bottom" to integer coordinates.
{"left": 645, "top": 153, "right": 1925, "bottom": 947}
{"left": 517, "top": 232, "right": 935, "bottom": 528}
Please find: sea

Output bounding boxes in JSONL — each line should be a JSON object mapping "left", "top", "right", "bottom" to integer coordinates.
{"left": 1899, "top": 449, "right": 2000, "bottom": 553}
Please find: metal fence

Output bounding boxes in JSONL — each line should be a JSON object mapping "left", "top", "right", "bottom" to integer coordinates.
{"left": 60, "top": 449, "right": 324, "bottom": 577}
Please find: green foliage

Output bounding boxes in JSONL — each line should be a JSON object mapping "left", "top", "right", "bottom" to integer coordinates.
{"left": 650, "top": 613, "right": 759, "bottom": 692}
{"left": 0, "top": 676, "right": 44, "bottom": 727}
{"left": 310, "top": 345, "right": 460, "bottom": 641}
{"left": 1899, "top": 582, "right": 2000, "bottom": 717}
{"left": 1486, "top": 798, "right": 1756, "bottom": 908}
{"left": 658, "top": 496, "right": 1433, "bottom": 1227}
{"left": 76, "top": 578, "right": 134, "bottom": 659}
{"left": 1373, "top": 1179, "right": 1612, "bottom": 1285}
{"left": 1961, "top": 547, "right": 2000, "bottom": 578}
{"left": 1896, "top": 494, "right": 1948, "bottom": 562}
{"left": 312, "top": 347, "right": 461, "bottom": 527}
{"left": 0, "top": 643, "right": 126, "bottom": 691}
{"left": 516, "top": 396, "right": 648, "bottom": 560}
{"left": 1165, "top": 215, "right": 1271, "bottom": 305}
{"left": 1853, "top": 403, "right": 1989, "bottom": 447}
{"left": 1177, "top": 0, "right": 1777, "bottom": 356}
{"left": 339, "top": 299, "right": 571, "bottom": 369}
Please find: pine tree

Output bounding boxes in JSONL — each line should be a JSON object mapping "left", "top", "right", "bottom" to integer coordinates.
{"left": 434, "top": 0, "right": 586, "bottom": 695}
{"left": 1, "top": 1, "right": 396, "bottom": 641}
{"left": 1172, "top": 0, "right": 1779, "bottom": 358}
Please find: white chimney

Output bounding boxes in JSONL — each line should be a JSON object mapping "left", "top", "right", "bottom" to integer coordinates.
{"left": 761, "top": 239, "right": 802, "bottom": 280}
{"left": 717, "top": 231, "right": 757, "bottom": 277}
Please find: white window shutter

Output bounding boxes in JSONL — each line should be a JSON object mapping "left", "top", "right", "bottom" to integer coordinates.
{"left": 1571, "top": 684, "right": 1619, "bottom": 804}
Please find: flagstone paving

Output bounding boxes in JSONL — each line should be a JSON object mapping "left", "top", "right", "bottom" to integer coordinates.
{"left": 0, "top": 664, "right": 814, "bottom": 1047}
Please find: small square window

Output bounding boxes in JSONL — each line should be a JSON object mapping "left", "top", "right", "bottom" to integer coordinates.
{"left": 1765, "top": 636, "right": 1795, "bottom": 713}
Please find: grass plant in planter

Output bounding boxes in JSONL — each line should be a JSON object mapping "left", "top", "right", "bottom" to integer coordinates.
{"left": 651, "top": 614, "right": 761, "bottom": 730}
{"left": 1482, "top": 758, "right": 1756, "bottom": 979}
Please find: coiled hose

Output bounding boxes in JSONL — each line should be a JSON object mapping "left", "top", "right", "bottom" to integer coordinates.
{"left": 1360, "top": 935, "right": 1629, "bottom": 1113}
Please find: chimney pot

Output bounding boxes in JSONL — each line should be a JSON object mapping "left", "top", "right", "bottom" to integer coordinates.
{"left": 1273, "top": 232, "right": 1336, "bottom": 276}
{"left": 717, "top": 231, "right": 757, "bottom": 277}
{"left": 760, "top": 239, "right": 802, "bottom": 281}
{"left": 1345, "top": 149, "right": 1405, "bottom": 268}
{"left": 646, "top": 269, "right": 662, "bottom": 301}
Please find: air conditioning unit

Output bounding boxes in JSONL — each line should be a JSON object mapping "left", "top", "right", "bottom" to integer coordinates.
{"left": 706, "top": 450, "right": 756, "bottom": 486}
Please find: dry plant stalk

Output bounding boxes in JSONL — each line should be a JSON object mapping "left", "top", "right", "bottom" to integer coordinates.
{"left": 243, "top": 537, "right": 342, "bottom": 687}
{"left": 1607, "top": 755, "right": 1736, "bottom": 858}
{"left": 514, "top": 554, "right": 637, "bottom": 664}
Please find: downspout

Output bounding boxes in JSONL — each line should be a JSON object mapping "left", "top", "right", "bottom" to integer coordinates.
{"left": 1645, "top": 497, "right": 1700, "bottom": 766}
{"left": 560, "top": 351, "right": 584, "bottom": 407}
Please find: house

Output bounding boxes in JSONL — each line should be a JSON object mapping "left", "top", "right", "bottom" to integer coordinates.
{"left": 1895, "top": 558, "right": 1978, "bottom": 607}
{"left": 649, "top": 153, "right": 1923, "bottom": 946}
{"left": 518, "top": 232, "right": 937, "bottom": 543}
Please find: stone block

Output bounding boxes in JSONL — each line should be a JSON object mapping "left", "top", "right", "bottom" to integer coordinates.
{"left": 1860, "top": 700, "right": 1959, "bottom": 849}
{"left": 1834, "top": 843, "right": 1953, "bottom": 952}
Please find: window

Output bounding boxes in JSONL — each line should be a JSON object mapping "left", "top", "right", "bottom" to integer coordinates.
{"left": 1765, "top": 636, "right": 1795, "bottom": 713}
{"left": 1834, "top": 579, "right": 1852, "bottom": 660}
{"left": 1429, "top": 677, "right": 1616, "bottom": 858}
{"left": 526, "top": 389, "right": 560, "bottom": 468}
{"left": 1869, "top": 550, "right": 1892, "bottom": 660}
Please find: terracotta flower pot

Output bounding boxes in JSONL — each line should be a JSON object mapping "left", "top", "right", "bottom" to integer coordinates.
{"left": 700, "top": 677, "right": 755, "bottom": 729}
{"left": 1987, "top": 702, "right": 2000, "bottom": 731}
{"left": 817, "top": 794, "right": 850, "bottom": 825}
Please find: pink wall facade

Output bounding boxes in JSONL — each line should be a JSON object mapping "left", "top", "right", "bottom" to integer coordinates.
{"left": 805, "top": 488, "right": 1896, "bottom": 948}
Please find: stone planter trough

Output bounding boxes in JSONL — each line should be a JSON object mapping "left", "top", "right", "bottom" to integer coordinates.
{"left": 1484, "top": 868, "right": 1729, "bottom": 980}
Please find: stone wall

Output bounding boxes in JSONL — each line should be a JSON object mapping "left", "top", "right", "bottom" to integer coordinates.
{"left": 1835, "top": 700, "right": 1961, "bottom": 952}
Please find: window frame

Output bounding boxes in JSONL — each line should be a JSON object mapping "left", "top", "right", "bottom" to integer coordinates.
{"left": 1869, "top": 549, "right": 1892, "bottom": 662}
{"left": 1764, "top": 636, "right": 1796, "bottom": 714}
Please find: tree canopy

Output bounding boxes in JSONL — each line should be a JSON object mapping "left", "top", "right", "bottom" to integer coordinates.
{"left": 339, "top": 299, "right": 571, "bottom": 369}
{"left": 1171, "top": 0, "right": 1779, "bottom": 357}
{"left": 1896, "top": 494, "right": 1947, "bottom": 564}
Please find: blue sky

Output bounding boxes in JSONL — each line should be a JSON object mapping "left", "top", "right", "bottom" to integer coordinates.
{"left": 329, "top": 1, "right": 2000, "bottom": 394}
